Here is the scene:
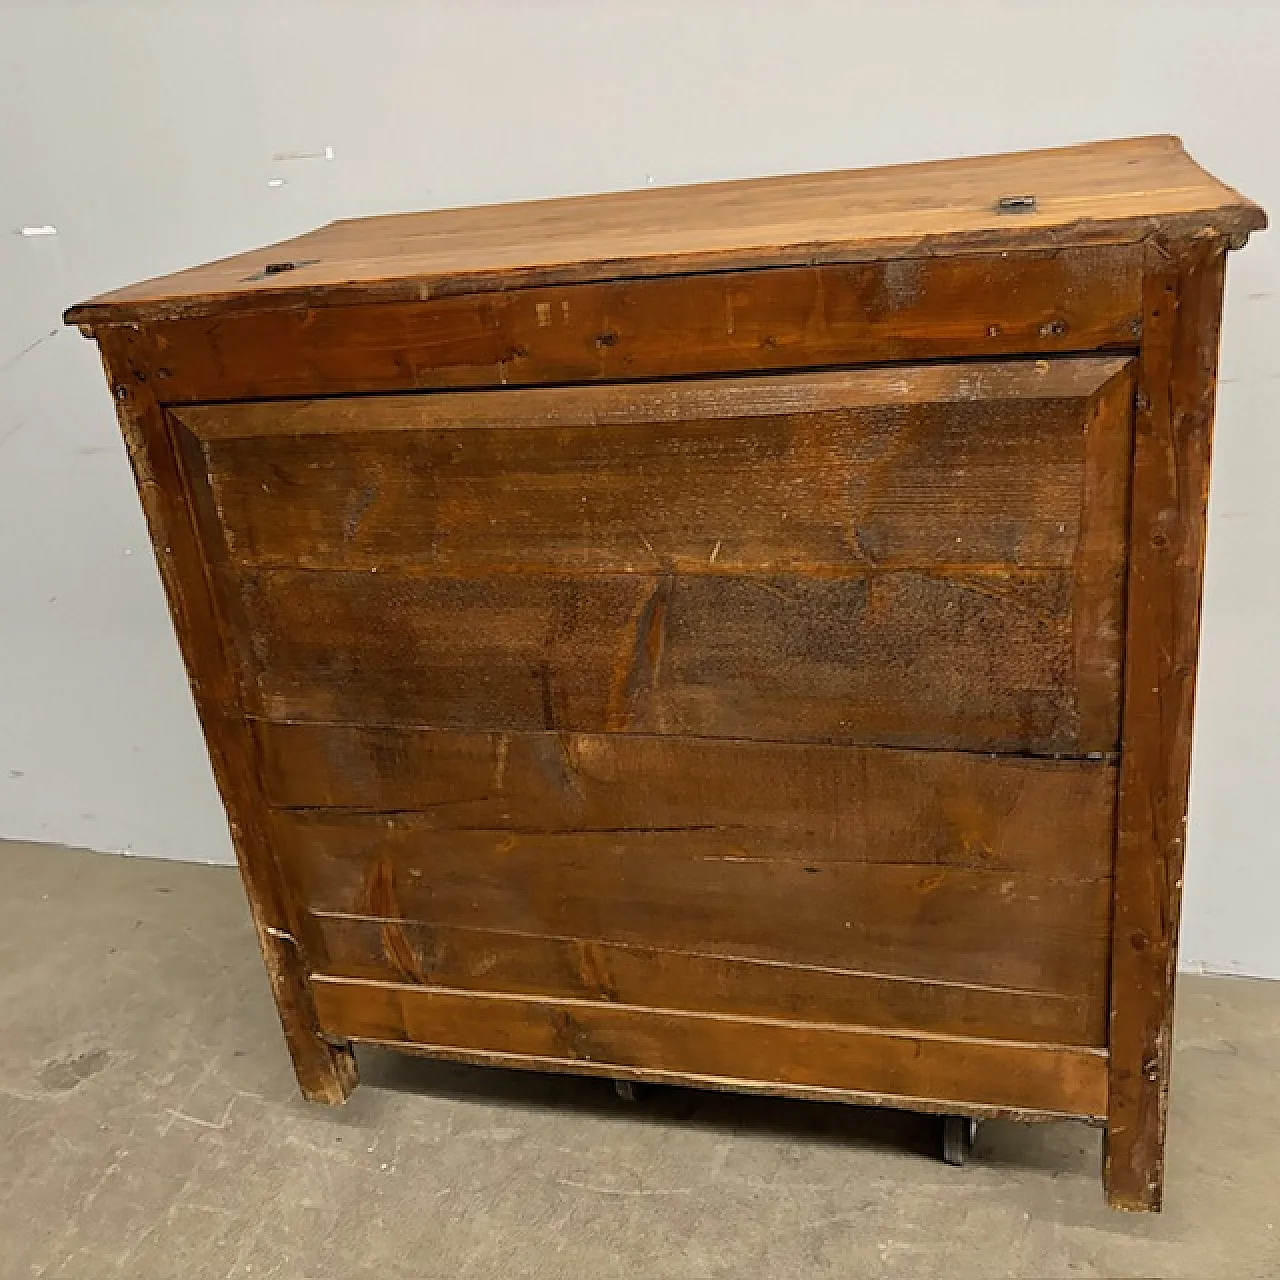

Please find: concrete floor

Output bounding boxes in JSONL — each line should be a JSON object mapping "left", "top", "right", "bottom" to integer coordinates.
{"left": 2, "top": 840, "right": 1278, "bottom": 1280}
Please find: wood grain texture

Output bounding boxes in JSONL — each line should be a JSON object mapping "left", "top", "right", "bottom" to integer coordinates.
{"left": 254, "top": 722, "right": 1117, "bottom": 871}
{"left": 227, "top": 565, "right": 1106, "bottom": 753}
{"left": 92, "top": 333, "right": 357, "bottom": 1105}
{"left": 312, "top": 977, "right": 1110, "bottom": 1120}
{"left": 66, "top": 135, "right": 1260, "bottom": 325}
{"left": 178, "top": 358, "right": 1131, "bottom": 575}
{"left": 308, "top": 916, "right": 1106, "bottom": 1048}
{"left": 176, "top": 359, "right": 1132, "bottom": 754}
{"left": 274, "top": 809, "right": 1112, "bottom": 1003}
{"left": 108, "top": 249, "right": 1143, "bottom": 403}
{"left": 68, "top": 139, "right": 1262, "bottom": 1208}
{"left": 1105, "top": 239, "right": 1228, "bottom": 1211}
{"left": 268, "top": 726, "right": 1115, "bottom": 1045}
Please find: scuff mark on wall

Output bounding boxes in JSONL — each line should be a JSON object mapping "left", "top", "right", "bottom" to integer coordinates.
{"left": 271, "top": 145, "right": 335, "bottom": 162}
{"left": 0, "top": 328, "right": 60, "bottom": 375}
{"left": 0, "top": 420, "right": 29, "bottom": 453}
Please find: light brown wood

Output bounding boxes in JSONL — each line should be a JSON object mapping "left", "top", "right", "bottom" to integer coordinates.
{"left": 1105, "top": 239, "right": 1228, "bottom": 1211}
{"left": 66, "top": 136, "right": 1260, "bottom": 325}
{"left": 311, "top": 977, "right": 1110, "bottom": 1120}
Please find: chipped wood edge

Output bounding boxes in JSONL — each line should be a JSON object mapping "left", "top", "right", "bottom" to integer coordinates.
{"left": 94, "top": 330, "right": 358, "bottom": 1106}
{"left": 1104, "top": 235, "right": 1230, "bottom": 1211}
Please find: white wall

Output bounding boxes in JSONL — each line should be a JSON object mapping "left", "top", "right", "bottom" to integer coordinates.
{"left": 1, "top": 0, "right": 1276, "bottom": 977}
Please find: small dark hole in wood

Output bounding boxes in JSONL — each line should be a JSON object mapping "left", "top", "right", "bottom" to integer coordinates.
{"left": 263, "top": 261, "right": 298, "bottom": 275}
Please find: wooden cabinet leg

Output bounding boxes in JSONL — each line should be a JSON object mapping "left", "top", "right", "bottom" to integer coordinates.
{"left": 254, "top": 918, "right": 359, "bottom": 1105}
{"left": 292, "top": 1036, "right": 359, "bottom": 1106}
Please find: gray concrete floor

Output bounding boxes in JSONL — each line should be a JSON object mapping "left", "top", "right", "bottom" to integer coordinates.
{"left": 2, "top": 840, "right": 1278, "bottom": 1280}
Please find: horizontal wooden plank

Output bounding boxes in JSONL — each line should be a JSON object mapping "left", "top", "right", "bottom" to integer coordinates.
{"left": 275, "top": 811, "right": 1113, "bottom": 1000}
{"left": 117, "top": 249, "right": 1142, "bottom": 402}
{"left": 176, "top": 358, "right": 1131, "bottom": 576}
{"left": 178, "top": 355, "right": 1133, "bottom": 441}
{"left": 232, "top": 567, "right": 1114, "bottom": 753}
{"left": 256, "top": 724, "right": 1117, "bottom": 875}
{"left": 312, "top": 977, "right": 1109, "bottom": 1119}
{"left": 67, "top": 136, "right": 1257, "bottom": 327}
{"left": 310, "top": 916, "right": 1106, "bottom": 1047}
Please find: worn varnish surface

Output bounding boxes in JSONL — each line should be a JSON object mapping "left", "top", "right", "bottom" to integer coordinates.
{"left": 67, "top": 140, "right": 1264, "bottom": 1210}
{"left": 66, "top": 135, "right": 1260, "bottom": 324}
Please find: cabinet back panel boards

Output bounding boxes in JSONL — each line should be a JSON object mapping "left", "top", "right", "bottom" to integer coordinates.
{"left": 68, "top": 135, "right": 1265, "bottom": 1210}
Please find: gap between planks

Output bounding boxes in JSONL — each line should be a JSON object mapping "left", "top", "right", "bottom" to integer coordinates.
{"left": 156, "top": 344, "right": 1142, "bottom": 413}
{"left": 304, "top": 915, "right": 1087, "bottom": 1003}
{"left": 245, "top": 716, "right": 1121, "bottom": 766}
{"left": 312, "top": 973, "right": 1108, "bottom": 1056}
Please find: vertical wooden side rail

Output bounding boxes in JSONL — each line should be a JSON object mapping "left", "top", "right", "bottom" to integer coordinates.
{"left": 93, "top": 326, "right": 358, "bottom": 1104}
{"left": 1106, "top": 236, "right": 1229, "bottom": 1210}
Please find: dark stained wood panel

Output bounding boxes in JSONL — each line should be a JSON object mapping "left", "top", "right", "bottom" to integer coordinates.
{"left": 67, "top": 135, "right": 1260, "bottom": 325}
{"left": 255, "top": 723, "right": 1116, "bottom": 876}
{"left": 232, "top": 566, "right": 1109, "bottom": 753}
{"left": 312, "top": 977, "right": 1110, "bottom": 1120}
{"left": 178, "top": 358, "right": 1132, "bottom": 576}
{"left": 275, "top": 811, "right": 1112, "bottom": 1001}
{"left": 177, "top": 359, "right": 1132, "bottom": 754}
{"left": 309, "top": 915, "right": 1107, "bottom": 1047}
{"left": 271, "top": 727, "right": 1115, "bottom": 1046}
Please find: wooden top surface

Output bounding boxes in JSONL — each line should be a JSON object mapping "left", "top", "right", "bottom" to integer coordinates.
{"left": 67, "top": 135, "right": 1264, "bottom": 327}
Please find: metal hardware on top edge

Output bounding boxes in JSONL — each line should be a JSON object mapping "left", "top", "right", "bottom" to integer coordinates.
{"left": 996, "top": 194, "right": 1037, "bottom": 213}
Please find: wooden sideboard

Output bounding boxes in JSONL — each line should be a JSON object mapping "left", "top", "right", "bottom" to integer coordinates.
{"left": 67, "top": 135, "right": 1265, "bottom": 1209}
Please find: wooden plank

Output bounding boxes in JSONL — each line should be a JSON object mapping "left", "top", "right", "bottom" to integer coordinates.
{"left": 65, "top": 136, "right": 1260, "bottom": 325}
{"left": 255, "top": 724, "right": 1117, "bottom": 876}
{"left": 274, "top": 810, "right": 1113, "bottom": 1001}
{"left": 312, "top": 977, "right": 1110, "bottom": 1120}
{"left": 309, "top": 916, "right": 1107, "bottom": 1048}
{"left": 91, "top": 334, "right": 357, "bottom": 1104}
{"left": 225, "top": 565, "right": 1115, "bottom": 754}
{"left": 177, "top": 358, "right": 1132, "bottom": 577}
{"left": 110, "top": 250, "right": 1142, "bottom": 404}
{"left": 1075, "top": 359, "right": 1138, "bottom": 748}
{"left": 1105, "top": 239, "right": 1229, "bottom": 1211}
